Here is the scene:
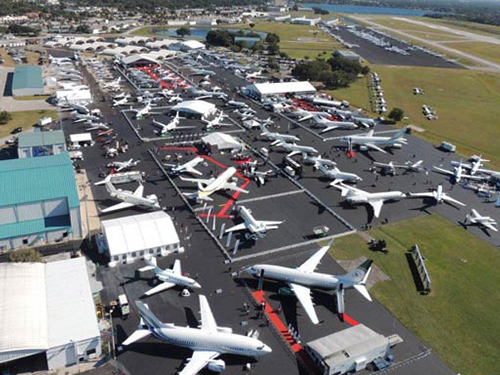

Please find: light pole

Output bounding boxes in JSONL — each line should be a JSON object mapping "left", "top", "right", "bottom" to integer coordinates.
{"left": 109, "top": 306, "right": 116, "bottom": 360}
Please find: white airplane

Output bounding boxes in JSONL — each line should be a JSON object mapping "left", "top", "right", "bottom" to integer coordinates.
{"left": 112, "top": 92, "right": 128, "bottom": 100}
{"left": 316, "top": 163, "right": 362, "bottom": 185}
{"left": 291, "top": 108, "right": 331, "bottom": 122}
{"left": 374, "top": 160, "right": 425, "bottom": 174}
{"left": 190, "top": 87, "right": 228, "bottom": 100}
{"left": 451, "top": 155, "right": 490, "bottom": 175}
{"left": 408, "top": 185, "right": 466, "bottom": 207}
{"left": 62, "top": 102, "right": 90, "bottom": 114}
{"left": 167, "top": 93, "right": 183, "bottom": 103}
{"left": 152, "top": 114, "right": 195, "bottom": 134}
{"left": 108, "top": 158, "right": 140, "bottom": 172}
{"left": 275, "top": 142, "right": 318, "bottom": 158}
{"left": 310, "top": 115, "right": 358, "bottom": 133}
{"left": 332, "top": 182, "right": 406, "bottom": 218}
{"left": 226, "top": 100, "right": 249, "bottom": 109}
{"left": 122, "top": 297, "right": 271, "bottom": 375}
{"left": 433, "top": 163, "right": 483, "bottom": 183}
{"left": 245, "top": 69, "right": 262, "bottom": 79}
{"left": 49, "top": 55, "right": 72, "bottom": 65}
{"left": 86, "top": 122, "right": 111, "bottom": 131}
{"left": 138, "top": 258, "right": 201, "bottom": 296}
{"left": 243, "top": 245, "right": 373, "bottom": 324}
{"left": 164, "top": 156, "right": 204, "bottom": 176}
{"left": 464, "top": 209, "right": 497, "bottom": 232}
{"left": 72, "top": 113, "right": 100, "bottom": 123}
{"left": 203, "top": 112, "right": 232, "bottom": 130}
{"left": 225, "top": 206, "right": 283, "bottom": 240}
{"left": 100, "top": 179, "right": 160, "bottom": 214}
{"left": 339, "top": 127, "right": 408, "bottom": 153}
{"left": 352, "top": 116, "right": 376, "bottom": 128}
{"left": 103, "top": 77, "right": 122, "bottom": 90}
{"left": 181, "top": 167, "right": 249, "bottom": 202}
{"left": 132, "top": 103, "right": 161, "bottom": 119}
{"left": 260, "top": 126, "right": 300, "bottom": 146}
{"left": 112, "top": 95, "right": 132, "bottom": 107}
{"left": 242, "top": 167, "right": 275, "bottom": 186}
{"left": 303, "top": 155, "right": 336, "bottom": 167}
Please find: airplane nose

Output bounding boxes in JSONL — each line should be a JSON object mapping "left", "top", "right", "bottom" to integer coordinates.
{"left": 193, "top": 282, "right": 202, "bottom": 289}
{"left": 263, "top": 345, "right": 272, "bottom": 354}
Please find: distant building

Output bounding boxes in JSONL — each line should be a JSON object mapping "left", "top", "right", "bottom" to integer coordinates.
{"left": 201, "top": 132, "right": 243, "bottom": 153}
{"left": 290, "top": 16, "right": 321, "bottom": 26}
{"left": 337, "top": 49, "right": 361, "bottom": 63}
{"left": 171, "top": 100, "right": 217, "bottom": 119}
{"left": 306, "top": 324, "right": 403, "bottom": 375}
{"left": 12, "top": 65, "right": 44, "bottom": 97}
{"left": 17, "top": 130, "right": 66, "bottom": 158}
{"left": 169, "top": 40, "right": 205, "bottom": 51}
{"left": 0, "top": 152, "right": 82, "bottom": 251}
{"left": 0, "top": 257, "right": 101, "bottom": 370}
{"left": 244, "top": 81, "right": 316, "bottom": 99}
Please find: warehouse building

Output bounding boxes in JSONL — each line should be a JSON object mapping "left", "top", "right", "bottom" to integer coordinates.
{"left": 119, "top": 53, "right": 158, "bottom": 67}
{"left": 336, "top": 49, "right": 361, "bottom": 63}
{"left": 171, "top": 100, "right": 217, "bottom": 119}
{"left": 244, "top": 81, "right": 316, "bottom": 99}
{"left": 290, "top": 16, "right": 321, "bottom": 25}
{"left": 306, "top": 324, "right": 402, "bottom": 375}
{"left": 0, "top": 257, "right": 101, "bottom": 371}
{"left": 0, "top": 152, "right": 82, "bottom": 251}
{"left": 17, "top": 130, "right": 66, "bottom": 158}
{"left": 12, "top": 65, "right": 44, "bottom": 97}
{"left": 97, "top": 211, "right": 183, "bottom": 267}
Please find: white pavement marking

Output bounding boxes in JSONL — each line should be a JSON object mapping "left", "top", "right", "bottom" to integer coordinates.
{"left": 236, "top": 189, "right": 305, "bottom": 204}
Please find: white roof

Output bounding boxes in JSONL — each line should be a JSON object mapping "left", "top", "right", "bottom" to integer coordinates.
{"left": 70, "top": 133, "right": 93, "bottom": 142}
{"left": 0, "top": 258, "right": 99, "bottom": 360}
{"left": 55, "top": 89, "right": 92, "bottom": 102}
{"left": 121, "top": 53, "right": 158, "bottom": 65}
{"left": 202, "top": 132, "right": 242, "bottom": 150}
{"left": 247, "top": 81, "right": 316, "bottom": 96}
{"left": 146, "top": 39, "right": 178, "bottom": 49}
{"left": 172, "top": 100, "right": 216, "bottom": 116}
{"left": 180, "top": 40, "right": 205, "bottom": 49}
{"left": 101, "top": 211, "right": 180, "bottom": 257}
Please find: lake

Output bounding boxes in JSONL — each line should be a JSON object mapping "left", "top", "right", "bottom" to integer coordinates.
{"left": 301, "top": 3, "right": 430, "bottom": 16}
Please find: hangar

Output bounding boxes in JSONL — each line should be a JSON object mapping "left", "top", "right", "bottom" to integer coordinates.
{"left": 120, "top": 53, "right": 159, "bottom": 67}
{"left": 0, "top": 257, "right": 101, "bottom": 370}
{"left": 201, "top": 132, "right": 243, "bottom": 153}
{"left": 17, "top": 130, "right": 66, "bottom": 158}
{"left": 171, "top": 100, "right": 217, "bottom": 119}
{"left": 244, "top": 81, "right": 316, "bottom": 99}
{"left": 0, "top": 152, "right": 82, "bottom": 251}
{"left": 97, "top": 211, "right": 183, "bottom": 267}
{"left": 12, "top": 65, "right": 44, "bottom": 97}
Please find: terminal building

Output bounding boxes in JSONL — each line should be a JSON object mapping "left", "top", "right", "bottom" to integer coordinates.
{"left": 0, "top": 152, "right": 82, "bottom": 251}
{"left": 0, "top": 257, "right": 102, "bottom": 370}
{"left": 12, "top": 65, "right": 44, "bottom": 97}
{"left": 244, "top": 81, "right": 316, "bottom": 100}
{"left": 17, "top": 130, "right": 66, "bottom": 158}
{"left": 97, "top": 211, "right": 183, "bottom": 267}
{"left": 306, "top": 324, "right": 402, "bottom": 375}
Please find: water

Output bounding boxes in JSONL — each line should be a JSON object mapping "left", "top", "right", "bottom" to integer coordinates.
{"left": 301, "top": 3, "right": 430, "bottom": 16}
{"left": 156, "top": 28, "right": 267, "bottom": 41}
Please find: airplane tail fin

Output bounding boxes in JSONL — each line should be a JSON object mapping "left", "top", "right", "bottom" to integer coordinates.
{"left": 343, "top": 259, "right": 373, "bottom": 302}
{"left": 135, "top": 301, "right": 164, "bottom": 329}
{"left": 390, "top": 127, "right": 408, "bottom": 140}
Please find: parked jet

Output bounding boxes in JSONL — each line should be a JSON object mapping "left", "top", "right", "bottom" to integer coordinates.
{"left": 464, "top": 209, "right": 497, "bottom": 232}
{"left": 122, "top": 297, "right": 271, "bottom": 375}
{"left": 260, "top": 126, "right": 300, "bottom": 146}
{"left": 241, "top": 167, "right": 275, "bottom": 186}
{"left": 339, "top": 127, "right": 408, "bottom": 153}
{"left": 226, "top": 206, "right": 282, "bottom": 240}
{"left": 310, "top": 115, "right": 358, "bottom": 133}
{"left": 72, "top": 113, "right": 100, "bottom": 123}
{"left": 226, "top": 100, "right": 249, "bottom": 109}
{"left": 103, "top": 77, "right": 122, "bottom": 90}
{"left": 291, "top": 108, "right": 331, "bottom": 122}
{"left": 108, "top": 158, "right": 140, "bottom": 172}
{"left": 181, "top": 167, "right": 249, "bottom": 202}
{"left": 352, "top": 116, "right": 376, "bottom": 128}
{"left": 316, "top": 163, "right": 362, "bottom": 185}
{"left": 332, "top": 183, "right": 406, "bottom": 218}
{"left": 373, "top": 160, "right": 425, "bottom": 174}
{"left": 243, "top": 245, "right": 373, "bottom": 324}
{"left": 203, "top": 112, "right": 232, "bottom": 130}
{"left": 167, "top": 93, "right": 183, "bottom": 103}
{"left": 275, "top": 142, "right": 318, "bottom": 158}
{"left": 451, "top": 155, "right": 490, "bottom": 175}
{"left": 190, "top": 87, "right": 228, "bottom": 100}
{"left": 303, "top": 155, "right": 336, "bottom": 167}
{"left": 152, "top": 114, "right": 195, "bottom": 134}
{"left": 112, "top": 95, "right": 132, "bottom": 107}
{"left": 433, "top": 163, "right": 483, "bottom": 183}
{"left": 100, "top": 179, "right": 160, "bottom": 214}
{"left": 164, "top": 156, "right": 204, "bottom": 176}
{"left": 86, "top": 122, "right": 111, "bottom": 131}
{"left": 138, "top": 258, "right": 201, "bottom": 296}
{"left": 190, "top": 69, "right": 216, "bottom": 76}
{"left": 131, "top": 103, "right": 161, "bottom": 119}
{"left": 408, "top": 185, "right": 466, "bottom": 207}
{"left": 62, "top": 102, "right": 90, "bottom": 114}
{"left": 245, "top": 69, "right": 263, "bottom": 79}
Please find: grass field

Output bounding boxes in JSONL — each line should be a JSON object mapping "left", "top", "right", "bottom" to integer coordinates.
{"left": 329, "top": 215, "right": 500, "bottom": 375}
{"left": 440, "top": 40, "right": 500, "bottom": 65}
{"left": 326, "top": 75, "right": 371, "bottom": 111}
{"left": 0, "top": 109, "right": 59, "bottom": 139}
{"left": 329, "top": 64, "right": 500, "bottom": 165}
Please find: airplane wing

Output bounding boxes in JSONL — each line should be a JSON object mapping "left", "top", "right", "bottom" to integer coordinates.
{"left": 222, "top": 183, "right": 249, "bottom": 193}
{"left": 144, "top": 281, "right": 177, "bottom": 296}
{"left": 133, "top": 184, "right": 144, "bottom": 197}
{"left": 185, "top": 167, "right": 203, "bottom": 176}
{"left": 462, "top": 174, "right": 484, "bottom": 181}
{"left": 319, "top": 126, "right": 338, "bottom": 134}
{"left": 408, "top": 192, "right": 434, "bottom": 198}
{"left": 180, "top": 176, "right": 213, "bottom": 184}
{"left": 442, "top": 194, "right": 466, "bottom": 207}
{"left": 364, "top": 143, "right": 387, "bottom": 153}
{"left": 369, "top": 200, "right": 384, "bottom": 218}
{"left": 225, "top": 223, "right": 248, "bottom": 233}
{"left": 433, "top": 166, "right": 454, "bottom": 176}
{"left": 259, "top": 220, "right": 283, "bottom": 229}
{"left": 298, "top": 114, "right": 313, "bottom": 122}
{"left": 178, "top": 350, "right": 220, "bottom": 375}
{"left": 297, "top": 245, "right": 329, "bottom": 272}
{"left": 288, "top": 283, "right": 319, "bottom": 325}
{"left": 100, "top": 201, "right": 135, "bottom": 213}
{"left": 199, "top": 295, "right": 217, "bottom": 332}
{"left": 173, "top": 259, "right": 182, "bottom": 275}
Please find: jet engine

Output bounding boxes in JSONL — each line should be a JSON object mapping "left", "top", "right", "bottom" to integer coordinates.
{"left": 207, "top": 359, "right": 226, "bottom": 373}
{"left": 216, "top": 326, "right": 233, "bottom": 334}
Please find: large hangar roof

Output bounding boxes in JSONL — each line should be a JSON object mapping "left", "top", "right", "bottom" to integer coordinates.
{"left": 247, "top": 81, "right": 316, "bottom": 96}
{"left": 101, "top": 211, "right": 179, "bottom": 257}
{"left": 172, "top": 100, "right": 216, "bottom": 116}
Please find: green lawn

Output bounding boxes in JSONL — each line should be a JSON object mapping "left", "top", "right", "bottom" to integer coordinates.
{"left": 0, "top": 109, "right": 59, "bottom": 139}
{"left": 326, "top": 75, "right": 371, "bottom": 111}
{"left": 329, "top": 215, "right": 500, "bottom": 375}
{"left": 13, "top": 94, "right": 51, "bottom": 101}
{"left": 440, "top": 40, "right": 500, "bottom": 65}
{"left": 328, "top": 64, "right": 500, "bottom": 165}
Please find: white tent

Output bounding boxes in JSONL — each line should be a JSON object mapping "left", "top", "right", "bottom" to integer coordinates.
{"left": 171, "top": 100, "right": 216, "bottom": 118}
{"left": 202, "top": 132, "right": 243, "bottom": 152}
{"left": 245, "top": 81, "right": 316, "bottom": 98}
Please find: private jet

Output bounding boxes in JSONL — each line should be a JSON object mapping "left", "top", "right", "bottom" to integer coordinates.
{"left": 226, "top": 206, "right": 283, "bottom": 240}
{"left": 164, "top": 156, "right": 204, "bottom": 176}
{"left": 464, "top": 209, "right": 497, "bottom": 232}
{"left": 339, "top": 127, "right": 408, "bottom": 153}
{"left": 408, "top": 185, "right": 465, "bottom": 207}
{"left": 152, "top": 114, "right": 195, "bottom": 135}
{"left": 275, "top": 142, "right": 318, "bottom": 158}
{"left": 108, "top": 158, "right": 140, "bottom": 172}
{"left": 260, "top": 126, "right": 300, "bottom": 146}
{"left": 100, "top": 178, "right": 160, "bottom": 214}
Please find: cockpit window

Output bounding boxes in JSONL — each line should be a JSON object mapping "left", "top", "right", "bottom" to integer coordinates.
{"left": 257, "top": 345, "right": 264, "bottom": 350}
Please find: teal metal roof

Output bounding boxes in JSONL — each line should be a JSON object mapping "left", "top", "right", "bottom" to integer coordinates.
{"left": 18, "top": 130, "right": 65, "bottom": 148}
{"left": 0, "top": 152, "right": 79, "bottom": 209}
{"left": 0, "top": 218, "right": 71, "bottom": 240}
{"left": 12, "top": 65, "right": 43, "bottom": 91}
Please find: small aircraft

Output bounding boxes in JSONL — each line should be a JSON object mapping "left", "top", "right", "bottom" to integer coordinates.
{"left": 61, "top": 101, "right": 90, "bottom": 114}
{"left": 167, "top": 93, "right": 183, "bottom": 103}
{"left": 408, "top": 185, "right": 466, "bottom": 207}
{"left": 316, "top": 163, "right": 362, "bottom": 185}
{"left": 131, "top": 103, "right": 161, "bottom": 119}
{"left": 242, "top": 166, "right": 276, "bottom": 186}
{"left": 464, "top": 209, "right": 497, "bottom": 232}
{"left": 108, "top": 158, "right": 140, "bottom": 172}
{"left": 291, "top": 108, "right": 331, "bottom": 122}
{"left": 103, "top": 77, "right": 122, "bottom": 90}
{"left": 152, "top": 114, "right": 195, "bottom": 135}
{"left": 86, "top": 122, "right": 111, "bottom": 131}
{"left": 203, "top": 111, "right": 232, "bottom": 130}
{"left": 433, "top": 163, "right": 483, "bottom": 183}
{"left": 275, "top": 142, "right": 319, "bottom": 158}
{"left": 260, "top": 126, "right": 300, "bottom": 146}
{"left": 303, "top": 155, "right": 336, "bottom": 167}
{"left": 310, "top": 115, "right": 358, "bottom": 133}
{"left": 100, "top": 178, "right": 160, "bottom": 214}
{"left": 332, "top": 182, "right": 406, "bottom": 218}
{"left": 244, "top": 244, "right": 373, "bottom": 324}
{"left": 351, "top": 116, "right": 376, "bottom": 128}
{"left": 451, "top": 155, "right": 490, "bottom": 175}
{"left": 72, "top": 113, "right": 100, "bottom": 123}
{"left": 112, "top": 95, "right": 132, "bottom": 107}
{"left": 164, "top": 156, "right": 204, "bottom": 176}
{"left": 225, "top": 206, "right": 283, "bottom": 240}
{"left": 190, "top": 87, "right": 228, "bottom": 100}
{"left": 122, "top": 297, "right": 271, "bottom": 375}
{"left": 374, "top": 160, "right": 425, "bottom": 175}
{"left": 339, "top": 127, "right": 408, "bottom": 153}
{"left": 245, "top": 69, "right": 263, "bottom": 79}
{"left": 181, "top": 167, "right": 249, "bottom": 202}
{"left": 138, "top": 258, "right": 201, "bottom": 296}
{"left": 226, "top": 100, "right": 249, "bottom": 109}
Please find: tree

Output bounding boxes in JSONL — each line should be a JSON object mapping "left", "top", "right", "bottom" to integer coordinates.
{"left": 75, "top": 24, "right": 92, "bottom": 34}
{"left": 9, "top": 248, "right": 43, "bottom": 263}
{"left": 0, "top": 110, "right": 12, "bottom": 125}
{"left": 265, "top": 32, "right": 280, "bottom": 44}
{"left": 267, "top": 42, "right": 280, "bottom": 55}
{"left": 388, "top": 108, "right": 405, "bottom": 122}
{"left": 249, "top": 23, "right": 255, "bottom": 29}
{"left": 176, "top": 27, "right": 190, "bottom": 37}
